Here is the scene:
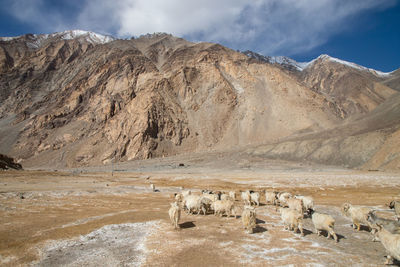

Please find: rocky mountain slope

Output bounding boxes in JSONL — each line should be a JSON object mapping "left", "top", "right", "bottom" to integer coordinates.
{"left": 0, "top": 31, "right": 399, "bottom": 170}
{"left": 383, "top": 68, "right": 400, "bottom": 91}
{"left": 299, "top": 55, "right": 396, "bottom": 119}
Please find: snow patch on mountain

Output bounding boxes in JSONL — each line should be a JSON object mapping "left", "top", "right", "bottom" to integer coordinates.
{"left": 315, "top": 54, "right": 392, "bottom": 77}
{"left": 242, "top": 50, "right": 309, "bottom": 71}
{"left": 0, "top": 30, "right": 115, "bottom": 47}
{"left": 53, "top": 30, "right": 115, "bottom": 44}
{"left": 268, "top": 56, "right": 309, "bottom": 71}
{"left": 243, "top": 50, "right": 393, "bottom": 77}
{"left": 0, "top": 36, "right": 19, "bottom": 41}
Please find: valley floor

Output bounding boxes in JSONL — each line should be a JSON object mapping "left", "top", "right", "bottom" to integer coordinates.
{"left": 1, "top": 157, "right": 399, "bottom": 266}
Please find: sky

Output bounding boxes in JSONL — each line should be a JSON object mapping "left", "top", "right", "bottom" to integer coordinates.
{"left": 0, "top": 0, "right": 399, "bottom": 72}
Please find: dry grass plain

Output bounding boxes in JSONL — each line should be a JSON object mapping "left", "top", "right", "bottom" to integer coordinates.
{"left": 1, "top": 155, "right": 400, "bottom": 266}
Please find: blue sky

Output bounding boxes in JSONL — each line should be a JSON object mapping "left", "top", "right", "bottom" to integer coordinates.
{"left": 1, "top": 0, "right": 399, "bottom": 72}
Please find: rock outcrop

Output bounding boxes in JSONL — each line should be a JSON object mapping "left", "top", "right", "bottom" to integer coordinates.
{"left": 0, "top": 154, "right": 22, "bottom": 170}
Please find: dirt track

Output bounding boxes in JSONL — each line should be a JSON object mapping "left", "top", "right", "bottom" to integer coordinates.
{"left": 1, "top": 161, "right": 400, "bottom": 266}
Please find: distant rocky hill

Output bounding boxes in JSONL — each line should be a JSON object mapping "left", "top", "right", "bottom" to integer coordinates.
{"left": 0, "top": 30, "right": 399, "bottom": 170}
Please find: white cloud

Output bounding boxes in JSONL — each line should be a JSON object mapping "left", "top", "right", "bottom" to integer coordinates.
{"left": 4, "top": 0, "right": 397, "bottom": 56}
{"left": 78, "top": 0, "right": 398, "bottom": 55}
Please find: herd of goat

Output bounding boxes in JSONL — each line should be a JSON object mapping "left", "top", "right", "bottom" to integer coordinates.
{"left": 165, "top": 186, "right": 400, "bottom": 265}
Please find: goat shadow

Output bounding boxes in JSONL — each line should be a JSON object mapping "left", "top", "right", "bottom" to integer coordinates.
{"left": 179, "top": 221, "right": 196, "bottom": 229}
{"left": 300, "top": 228, "right": 313, "bottom": 236}
{"left": 311, "top": 230, "right": 346, "bottom": 241}
{"left": 253, "top": 225, "right": 267, "bottom": 234}
{"left": 256, "top": 218, "right": 266, "bottom": 224}
{"left": 344, "top": 224, "right": 372, "bottom": 232}
{"left": 358, "top": 225, "right": 372, "bottom": 232}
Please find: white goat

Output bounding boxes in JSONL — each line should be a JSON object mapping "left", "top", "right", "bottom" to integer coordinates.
{"left": 295, "top": 195, "right": 314, "bottom": 215}
{"left": 265, "top": 191, "right": 277, "bottom": 205}
{"left": 221, "top": 193, "right": 233, "bottom": 201}
{"left": 250, "top": 192, "right": 260, "bottom": 206}
{"left": 183, "top": 195, "right": 201, "bottom": 214}
{"left": 242, "top": 205, "right": 257, "bottom": 234}
{"left": 168, "top": 202, "right": 181, "bottom": 229}
{"left": 280, "top": 208, "right": 304, "bottom": 236}
{"left": 182, "top": 190, "right": 191, "bottom": 198}
{"left": 375, "top": 223, "right": 400, "bottom": 265}
{"left": 241, "top": 191, "right": 251, "bottom": 206}
{"left": 342, "top": 203, "right": 372, "bottom": 231}
{"left": 311, "top": 210, "right": 338, "bottom": 242}
{"left": 287, "top": 198, "right": 304, "bottom": 215}
{"left": 175, "top": 193, "right": 183, "bottom": 203}
{"left": 212, "top": 200, "right": 235, "bottom": 217}
{"left": 278, "top": 192, "right": 292, "bottom": 207}
{"left": 367, "top": 211, "right": 400, "bottom": 241}
{"left": 229, "top": 191, "right": 236, "bottom": 201}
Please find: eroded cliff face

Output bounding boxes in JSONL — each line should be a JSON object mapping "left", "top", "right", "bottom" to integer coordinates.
{"left": 0, "top": 36, "right": 193, "bottom": 167}
{"left": 0, "top": 32, "right": 398, "bottom": 169}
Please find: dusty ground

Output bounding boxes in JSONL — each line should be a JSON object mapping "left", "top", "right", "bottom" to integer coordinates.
{"left": 1, "top": 157, "right": 400, "bottom": 266}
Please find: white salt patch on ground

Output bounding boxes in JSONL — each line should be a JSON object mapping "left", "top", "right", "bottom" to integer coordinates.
{"left": 281, "top": 237, "right": 299, "bottom": 243}
{"left": 32, "top": 221, "right": 159, "bottom": 267}
{"left": 0, "top": 255, "right": 16, "bottom": 265}
{"left": 308, "top": 263, "right": 325, "bottom": 267}
{"left": 311, "top": 242, "right": 321, "bottom": 248}
{"left": 240, "top": 244, "right": 301, "bottom": 262}
{"left": 239, "top": 237, "right": 333, "bottom": 264}
{"left": 240, "top": 244, "right": 277, "bottom": 261}
{"left": 265, "top": 247, "right": 298, "bottom": 254}
{"left": 219, "top": 241, "right": 234, "bottom": 246}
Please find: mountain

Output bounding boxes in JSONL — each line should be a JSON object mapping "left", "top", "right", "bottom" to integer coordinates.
{"left": 298, "top": 54, "right": 397, "bottom": 119}
{"left": 243, "top": 50, "right": 309, "bottom": 71}
{"left": 244, "top": 51, "right": 398, "bottom": 117}
{"left": 0, "top": 30, "right": 399, "bottom": 170}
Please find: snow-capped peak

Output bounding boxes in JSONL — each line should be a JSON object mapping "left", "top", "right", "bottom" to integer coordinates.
{"left": 243, "top": 50, "right": 393, "bottom": 77}
{"left": 267, "top": 55, "right": 309, "bottom": 71}
{"left": 243, "top": 50, "right": 309, "bottom": 71}
{"left": 313, "top": 54, "right": 392, "bottom": 77}
{"left": 0, "top": 30, "right": 115, "bottom": 48}
{"left": 49, "top": 30, "right": 115, "bottom": 44}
